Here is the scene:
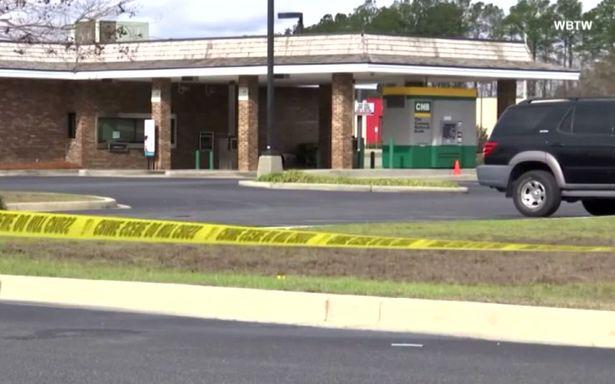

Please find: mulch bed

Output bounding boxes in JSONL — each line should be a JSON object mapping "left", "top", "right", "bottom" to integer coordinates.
{"left": 2, "top": 239, "right": 615, "bottom": 285}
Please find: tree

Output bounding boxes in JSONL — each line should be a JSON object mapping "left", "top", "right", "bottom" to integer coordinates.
{"left": 348, "top": 0, "right": 380, "bottom": 32}
{"left": 0, "top": 0, "right": 134, "bottom": 43}
{"left": 394, "top": 0, "right": 468, "bottom": 37}
{"left": 557, "top": 51, "right": 615, "bottom": 96}
{"left": 366, "top": 5, "right": 405, "bottom": 34}
{"left": 465, "top": 2, "right": 506, "bottom": 39}
{"left": 579, "top": 0, "right": 615, "bottom": 61}
{"left": 504, "top": 0, "right": 557, "bottom": 61}
{"left": 503, "top": 0, "right": 558, "bottom": 96}
{"left": 552, "top": 0, "right": 582, "bottom": 68}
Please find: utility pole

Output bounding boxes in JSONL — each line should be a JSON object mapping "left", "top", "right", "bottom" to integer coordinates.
{"left": 265, "top": 0, "right": 275, "bottom": 155}
{"left": 257, "top": 0, "right": 283, "bottom": 176}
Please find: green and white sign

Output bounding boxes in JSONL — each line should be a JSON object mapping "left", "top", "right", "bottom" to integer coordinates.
{"left": 414, "top": 101, "right": 432, "bottom": 114}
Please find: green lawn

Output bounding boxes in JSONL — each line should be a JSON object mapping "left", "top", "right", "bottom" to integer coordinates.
{"left": 1, "top": 253, "right": 614, "bottom": 310}
{"left": 258, "top": 170, "right": 458, "bottom": 188}
{"left": 317, "top": 216, "right": 615, "bottom": 247}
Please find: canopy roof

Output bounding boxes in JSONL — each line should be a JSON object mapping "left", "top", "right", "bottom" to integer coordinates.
{"left": 0, "top": 34, "right": 579, "bottom": 83}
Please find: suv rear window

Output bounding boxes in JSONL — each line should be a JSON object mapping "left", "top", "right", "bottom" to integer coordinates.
{"left": 491, "top": 103, "right": 571, "bottom": 138}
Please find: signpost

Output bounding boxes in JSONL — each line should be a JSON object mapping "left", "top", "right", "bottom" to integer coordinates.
{"left": 144, "top": 119, "right": 156, "bottom": 169}
{"left": 355, "top": 100, "right": 375, "bottom": 115}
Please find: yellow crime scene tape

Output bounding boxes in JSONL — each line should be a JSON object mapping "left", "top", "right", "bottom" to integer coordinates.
{"left": 0, "top": 210, "right": 611, "bottom": 253}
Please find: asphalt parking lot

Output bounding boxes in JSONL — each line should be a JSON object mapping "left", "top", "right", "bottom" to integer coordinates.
{"left": 0, "top": 176, "right": 587, "bottom": 226}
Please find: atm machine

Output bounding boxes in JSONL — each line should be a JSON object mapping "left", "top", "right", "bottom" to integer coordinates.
{"left": 381, "top": 87, "right": 477, "bottom": 169}
{"left": 217, "top": 135, "right": 238, "bottom": 170}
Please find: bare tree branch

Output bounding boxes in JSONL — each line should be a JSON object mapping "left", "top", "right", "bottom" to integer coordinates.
{"left": 0, "top": 0, "right": 136, "bottom": 43}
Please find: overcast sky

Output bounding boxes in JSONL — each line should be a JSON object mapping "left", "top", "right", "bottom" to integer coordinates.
{"left": 126, "top": 0, "right": 603, "bottom": 39}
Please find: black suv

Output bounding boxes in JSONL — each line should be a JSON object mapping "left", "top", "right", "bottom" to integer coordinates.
{"left": 478, "top": 98, "right": 615, "bottom": 217}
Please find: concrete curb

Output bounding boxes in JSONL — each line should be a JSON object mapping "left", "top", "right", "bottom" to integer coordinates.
{"left": 0, "top": 170, "right": 80, "bottom": 177}
{"left": 1, "top": 274, "right": 613, "bottom": 348}
{"left": 4, "top": 196, "right": 118, "bottom": 212}
{"left": 78, "top": 169, "right": 165, "bottom": 177}
{"left": 164, "top": 170, "right": 254, "bottom": 179}
{"left": 239, "top": 180, "right": 468, "bottom": 193}
{"left": 0, "top": 169, "right": 255, "bottom": 179}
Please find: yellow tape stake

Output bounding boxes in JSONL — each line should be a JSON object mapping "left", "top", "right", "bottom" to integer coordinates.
{"left": 0, "top": 211, "right": 612, "bottom": 253}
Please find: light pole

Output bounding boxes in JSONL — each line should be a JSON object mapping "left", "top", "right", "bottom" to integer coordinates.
{"left": 257, "top": 3, "right": 304, "bottom": 176}
{"left": 278, "top": 12, "right": 304, "bottom": 33}
{"left": 265, "top": 0, "right": 275, "bottom": 155}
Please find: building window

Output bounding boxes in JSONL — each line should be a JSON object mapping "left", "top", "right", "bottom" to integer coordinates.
{"left": 67, "top": 113, "right": 77, "bottom": 139}
{"left": 97, "top": 115, "right": 176, "bottom": 147}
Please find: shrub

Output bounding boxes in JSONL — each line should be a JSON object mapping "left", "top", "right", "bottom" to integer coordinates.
{"left": 476, "top": 126, "right": 489, "bottom": 153}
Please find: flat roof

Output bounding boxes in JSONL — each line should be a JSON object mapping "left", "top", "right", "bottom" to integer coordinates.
{"left": 0, "top": 34, "right": 579, "bottom": 81}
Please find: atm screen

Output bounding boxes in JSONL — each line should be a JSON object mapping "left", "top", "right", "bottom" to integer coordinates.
{"left": 442, "top": 123, "right": 457, "bottom": 143}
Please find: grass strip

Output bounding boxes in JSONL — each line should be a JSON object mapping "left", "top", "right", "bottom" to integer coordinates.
{"left": 317, "top": 217, "right": 615, "bottom": 247}
{"left": 258, "top": 170, "right": 457, "bottom": 188}
{"left": 1, "top": 254, "right": 615, "bottom": 310}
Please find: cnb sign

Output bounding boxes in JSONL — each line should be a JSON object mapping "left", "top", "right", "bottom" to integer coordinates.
{"left": 414, "top": 101, "right": 432, "bottom": 114}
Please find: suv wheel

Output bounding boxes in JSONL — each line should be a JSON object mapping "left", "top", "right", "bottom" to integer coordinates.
{"left": 512, "top": 170, "right": 561, "bottom": 217}
{"left": 582, "top": 199, "right": 615, "bottom": 216}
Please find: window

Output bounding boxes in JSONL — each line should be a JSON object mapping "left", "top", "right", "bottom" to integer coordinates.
{"left": 558, "top": 109, "right": 573, "bottom": 134}
{"left": 572, "top": 101, "right": 614, "bottom": 136}
{"left": 97, "top": 115, "right": 177, "bottom": 147}
{"left": 385, "top": 96, "right": 405, "bottom": 109}
{"left": 98, "top": 117, "right": 144, "bottom": 144}
{"left": 67, "top": 113, "right": 77, "bottom": 139}
{"left": 491, "top": 103, "right": 571, "bottom": 138}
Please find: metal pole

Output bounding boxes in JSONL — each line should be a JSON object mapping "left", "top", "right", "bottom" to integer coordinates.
{"left": 266, "top": 0, "right": 275, "bottom": 154}
{"left": 389, "top": 138, "right": 394, "bottom": 169}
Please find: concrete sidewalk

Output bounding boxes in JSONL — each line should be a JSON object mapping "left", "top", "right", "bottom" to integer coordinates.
{"left": 304, "top": 168, "right": 477, "bottom": 181}
{"left": 0, "top": 169, "right": 255, "bottom": 179}
{"left": 0, "top": 168, "right": 477, "bottom": 181}
{"left": 1, "top": 274, "right": 613, "bottom": 349}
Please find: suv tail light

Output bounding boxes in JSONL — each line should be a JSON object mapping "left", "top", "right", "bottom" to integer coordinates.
{"left": 483, "top": 141, "right": 498, "bottom": 157}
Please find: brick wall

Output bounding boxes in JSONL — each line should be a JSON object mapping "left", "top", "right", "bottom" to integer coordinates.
{"left": 258, "top": 87, "right": 319, "bottom": 154}
{"left": 0, "top": 79, "right": 72, "bottom": 165}
{"left": 77, "top": 81, "right": 151, "bottom": 169}
{"left": 0, "top": 78, "right": 318, "bottom": 169}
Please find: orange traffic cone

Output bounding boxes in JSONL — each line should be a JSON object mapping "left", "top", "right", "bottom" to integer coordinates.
{"left": 453, "top": 160, "right": 462, "bottom": 176}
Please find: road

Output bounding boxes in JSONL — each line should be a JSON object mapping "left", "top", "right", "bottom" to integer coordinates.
{"left": 0, "top": 302, "right": 613, "bottom": 384}
{"left": 0, "top": 176, "right": 587, "bottom": 226}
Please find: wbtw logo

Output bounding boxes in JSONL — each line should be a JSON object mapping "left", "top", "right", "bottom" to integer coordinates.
{"left": 554, "top": 20, "right": 593, "bottom": 31}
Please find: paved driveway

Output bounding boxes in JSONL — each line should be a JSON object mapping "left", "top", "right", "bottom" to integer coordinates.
{"left": 1, "top": 302, "right": 613, "bottom": 384}
{"left": 0, "top": 176, "right": 587, "bottom": 226}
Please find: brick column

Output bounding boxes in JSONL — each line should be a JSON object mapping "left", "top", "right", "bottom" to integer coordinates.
{"left": 68, "top": 81, "right": 97, "bottom": 168}
{"left": 497, "top": 80, "right": 517, "bottom": 118}
{"left": 152, "top": 78, "right": 172, "bottom": 170}
{"left": 238, "top": 75, "right": 259, "bottom": 171}
{"left": 331, "top": 73, "right": 354, "bottom": 169}
{"left": 318, "top": 84, "right": 332, "bottom": 169}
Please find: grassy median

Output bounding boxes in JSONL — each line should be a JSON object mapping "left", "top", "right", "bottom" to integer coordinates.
{"left": 258, "top": 170, "right": 458, "bottom": 188}
{"left": 1, "top": 214, "right": 615, "bottom": 310}
{"left": 0, "top": 191, "right": 102, "bottom": 204}
{"left": 317, "top": 217, "right": 615, "bottom": 247}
